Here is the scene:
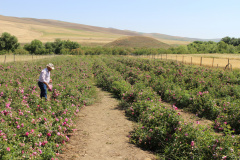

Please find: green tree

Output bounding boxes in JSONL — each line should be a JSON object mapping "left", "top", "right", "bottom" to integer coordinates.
{"left": 217, "top": 41, "right": 228, "bottom": 53}
{"left": 221, "top": 36, "right": 231, "bottom": 44}
{"left": 24, "top": 39, "right": 44, "bottom": 54}
{"left": 0, "top": 32, "right": 20, "bottom": 53}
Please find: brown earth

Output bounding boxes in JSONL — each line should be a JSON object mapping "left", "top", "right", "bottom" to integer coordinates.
{"left": 104, "top": 36, "right": 170, "bottom": 49}
{"left": 59, "top": 88, "right": 156, "bottom": 160}
{"left": 59, "top": 87, "right": 221, "bottom": 160}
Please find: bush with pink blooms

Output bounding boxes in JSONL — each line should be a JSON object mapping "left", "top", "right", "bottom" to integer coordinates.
{"left": 0, "top": 56, "right": 96, "bottom": 159}
{"left": 92, "top": 56, "right": 240, "bottom": 159}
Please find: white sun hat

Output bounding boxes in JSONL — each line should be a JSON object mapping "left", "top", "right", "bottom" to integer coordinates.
{"left": 47, "top": 63, "right": 55, "bottom": 70}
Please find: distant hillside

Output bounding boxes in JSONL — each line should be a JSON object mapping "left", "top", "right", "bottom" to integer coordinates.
{"left": 141, "top": 33, "right": 220, "bottom": 42}
{"left": 104, "top": 36, "right": 170, "bottom": 49}
{"left": 0, "top": 15, "right": 218, "bottom": 46}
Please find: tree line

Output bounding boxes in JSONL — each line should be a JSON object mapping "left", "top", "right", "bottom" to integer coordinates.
{"left": 1, "top": 32, "right": 240, "bottom": 55}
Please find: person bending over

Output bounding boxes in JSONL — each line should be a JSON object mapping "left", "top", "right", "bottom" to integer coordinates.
{"left": 38, "top": 63, "right": 54, "bottom": 100}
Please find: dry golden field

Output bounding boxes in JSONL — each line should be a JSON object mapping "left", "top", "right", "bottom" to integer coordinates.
{"left": 142, "top": 54, "right": 240, "bottom": 69}
{"left": 0, "top": 54, "right": 56, "bottom": 63}
{"left": 0, "top": 15, "right": 193, "bottom": 46}
{"left": 158, "top": 39, "right": 191, "bottom": 45}
{"left": 0, "top": 19, "right": 122, "bottom": 45}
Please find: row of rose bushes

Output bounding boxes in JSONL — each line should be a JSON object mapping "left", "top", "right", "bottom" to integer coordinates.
{"left": 0, "top": 56, "right": 97, "bottom": 159}
{"left": 104, "top": 56, "right": 240, "bottom": 134}
{"left": 92, "top": 56, "right": 240, "bottom": 159}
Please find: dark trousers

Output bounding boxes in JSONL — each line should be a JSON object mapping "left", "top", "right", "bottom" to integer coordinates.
{"left": 38, "top": 81, "right": 47, "bottom": 100}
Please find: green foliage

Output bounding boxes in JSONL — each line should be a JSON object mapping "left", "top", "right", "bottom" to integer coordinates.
{"left": 0, "top": 32, "right": 20, "bottom": 53}
{"left": 24, "top": 39, "right": 45, "bottom": 54}
{"left": 14, "top": 49, "right": 29, "bottom": 55}
{"left": 92, "top": 56, "right": 240, "bottom": 159}
{"left": 0, "top": 56, "right": 97, "bottom": 159}
{"left": 52, "top": 39, "right": 80, "bottom": 54}
{"left": 221, "top": 36, "right": 240, "bottom": 46}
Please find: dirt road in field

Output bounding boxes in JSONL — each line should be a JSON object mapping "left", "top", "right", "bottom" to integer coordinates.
{"left": 60, "top": 88, "right": 156, "bottom": 160}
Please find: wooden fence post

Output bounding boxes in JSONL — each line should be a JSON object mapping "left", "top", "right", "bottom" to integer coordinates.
{"left": 161, "top": 54, "right": 162, "bottom": 60}
{"left": 182, "top": 56, "right": 184, "bottom": 63}
{"left": 228, "top": 58, "right": 230, "bottom": 69}
{"left": 191, "top": 57, "right": 192, "bottom": 65}
{"left": 14, "top": 54, "right": 15, "bottom": 62}
{"left": 4, "top": 55, "right": 6, "bottom": 64}
{"left": 200, "top": 57, "right": 202, "bottom": 66}
{"left": 166, "top": 54, "right": 167, "bottom": 60}
{"left": 212, "top": 57, "right": 214, "bottom": 67}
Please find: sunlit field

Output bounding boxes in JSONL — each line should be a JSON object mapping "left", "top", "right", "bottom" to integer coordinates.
{"left": 142, "top": 54, "right": 240, "bottom": 69}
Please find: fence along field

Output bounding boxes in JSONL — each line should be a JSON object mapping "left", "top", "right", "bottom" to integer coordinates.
{"left": 0, "top": 54, "right": 56, "bottom": 63}
{"left": 142, "top": 53, "right": 240, "bottom": 70}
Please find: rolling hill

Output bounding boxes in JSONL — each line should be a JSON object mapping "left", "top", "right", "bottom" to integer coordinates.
{"left": 104, "top": 36, "right": 170, "bottom": 49}
{"left": 0, "top": 15, "right": 219, "bottom": 46}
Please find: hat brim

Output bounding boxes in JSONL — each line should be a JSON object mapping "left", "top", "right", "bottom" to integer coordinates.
{"left": 47, "top": 65, "right": 54, "bottom": 70}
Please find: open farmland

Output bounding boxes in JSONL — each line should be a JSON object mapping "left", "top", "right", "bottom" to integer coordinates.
{"left": 0, "top": 55, "right": 240, "bottom": 159}
{"left": 0, "top": 55, "right": 56, "bottom": 63}
{"left": 0, "top": 15, "right": 203, "bottom": 46}
{"left": 142, "top": 54, "right": 240, "bottom": 69}
{"left": 92, "top": 56, "right": 240, "bottom": 159}
{"left": 0, "top": 56, "right": 97, "bottom": 159}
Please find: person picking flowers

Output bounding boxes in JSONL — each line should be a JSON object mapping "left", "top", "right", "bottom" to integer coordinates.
{"left": 38, "top": 63, "right": 54, "bottom": 100}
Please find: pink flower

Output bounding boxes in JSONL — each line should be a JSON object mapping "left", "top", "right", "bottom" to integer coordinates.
{"left": 21, "top": 123, "right": 24, "bottom": 127}
{"left": 31, "top": 129, "right": 34, "bottom": 133}
{"left": 191, "top": 141, "right": 194, "bottom": 147}
{"left": 6, "top": 147, "right": 10, "bottom": 151}
{"left": 47, "top": 133, "right": 51, "bottom": 137}
{"left": 25, "top": 132, "right": 29, "bottom": 136}
{"left": 17, "top": 125, "right": 20, "bottom": 129}
{"left": 65, "top": 118, "right": 68, "bottom": 122}
{"left": 38, "top": 149, "right": 42, "bottom": 154}
{"left": 56, "top": 144, "right": 59, "bottom": 147}
{"left": 173, "top": 105, "right": 178, "bottom": 110}
{"left": 44, "top": 118, "right": 47, "bottom": 121}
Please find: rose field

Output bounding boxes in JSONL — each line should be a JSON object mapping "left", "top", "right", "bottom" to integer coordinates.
{"left": 0, "top": 56, "right": 97, "bottom": 159}
{"left": 1, "top": 55, "right": 240, "bottom": 159}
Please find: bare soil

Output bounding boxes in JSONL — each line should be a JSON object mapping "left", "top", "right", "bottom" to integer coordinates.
{"left": 59, "top": 88, "right": 156, "bottom": 160}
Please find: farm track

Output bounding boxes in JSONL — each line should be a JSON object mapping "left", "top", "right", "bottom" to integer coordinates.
{"left": 59, "top": 87, "right": 156, "bottom": 160}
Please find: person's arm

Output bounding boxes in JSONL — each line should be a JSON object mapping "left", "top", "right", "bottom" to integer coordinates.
{"left": 43, "top": 81, "right": 50, "bottom": 89}
{"left": 41, "top": 70, "right": 50, "bottom": 89}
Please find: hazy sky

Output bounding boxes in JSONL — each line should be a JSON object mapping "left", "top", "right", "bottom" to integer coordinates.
{"left": 0, "top": 0, "right": 239, "bottom": 39}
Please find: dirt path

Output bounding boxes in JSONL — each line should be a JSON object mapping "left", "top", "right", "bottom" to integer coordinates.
{"left": 59, "top": 88, "right": 156, "bottom": 160}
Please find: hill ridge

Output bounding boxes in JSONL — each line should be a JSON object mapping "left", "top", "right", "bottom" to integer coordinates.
{"left": 104, "top": 36, "right": 170, "bottom": 49}
{"left": 0, "top": 15, "right": 220, "bottom": 45}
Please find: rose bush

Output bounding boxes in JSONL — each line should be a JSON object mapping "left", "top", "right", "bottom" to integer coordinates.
{"left": 92, "top": 56, "right": 240, "bottom": 159}
{"left": 0, "top": 56, "right": 97, "bottom": 159}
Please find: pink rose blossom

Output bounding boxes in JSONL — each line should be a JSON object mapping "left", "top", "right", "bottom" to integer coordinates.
{"left": 191, "top": 141, "right": 194, "bottom": 147}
